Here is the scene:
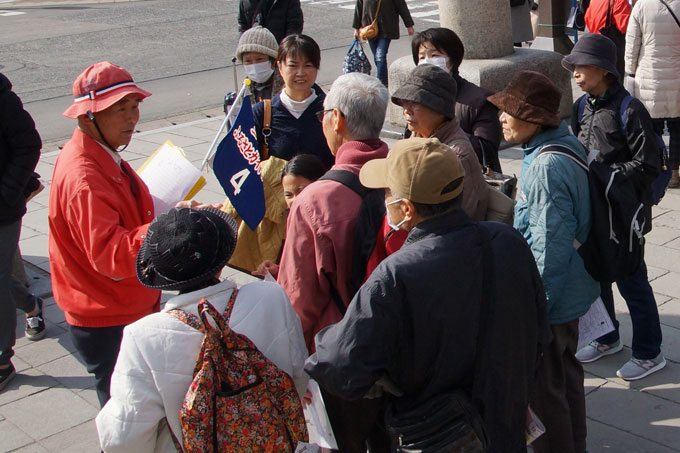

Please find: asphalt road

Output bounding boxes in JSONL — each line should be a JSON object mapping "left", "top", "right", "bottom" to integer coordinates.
{"left": 0, "top": 0, "right": 428, "bottom": 145}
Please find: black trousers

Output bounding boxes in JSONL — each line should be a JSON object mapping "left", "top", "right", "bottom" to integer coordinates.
{"left": 69, "top": 324, "right": 124, "bottom": 407}
{"left": 529, "top": 320, "right": 586, "bottom": 453}
{"left": 321, "top": 389, "right": 391, "bottom": 453}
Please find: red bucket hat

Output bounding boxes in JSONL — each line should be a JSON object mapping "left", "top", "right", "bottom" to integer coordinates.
{"left": 63, "top": 61, "right": 151, "bottom": 119}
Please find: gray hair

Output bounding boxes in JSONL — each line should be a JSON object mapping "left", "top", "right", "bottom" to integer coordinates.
{"left": 324, "top": 73, "right": 388, "bottom": 140}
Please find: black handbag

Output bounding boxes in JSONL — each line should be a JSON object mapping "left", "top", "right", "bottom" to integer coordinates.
{"left": 385, "top": 227, "right": 494, "bottom": 453}
{"left": 386, "top": 390, "right": 488, "bottom": 452}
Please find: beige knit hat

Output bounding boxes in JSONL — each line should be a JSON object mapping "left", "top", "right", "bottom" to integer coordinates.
{"left": 236, "top": 26, "right": 279, "bottom": 62}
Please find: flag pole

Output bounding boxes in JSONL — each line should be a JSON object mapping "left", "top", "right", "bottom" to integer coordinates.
{"left": 200, "top": 78, "right": 251, "bottom": 172}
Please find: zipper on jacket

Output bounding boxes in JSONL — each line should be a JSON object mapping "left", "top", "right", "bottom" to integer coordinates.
{"left": 605, "top": 169, "right": 620, "bottom": 245}
{"left": 584, "top": 102, "right": 597, "bottom": 151}
{"left": 630, "top": 203, "right": 645, "bottom": 252}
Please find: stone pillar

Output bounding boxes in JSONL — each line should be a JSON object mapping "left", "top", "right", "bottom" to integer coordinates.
{"left": 439, "top": 0, "right": 513, "bottom": 59}
{"left": 530, "top": 0, "right": 574, "bottom": 54}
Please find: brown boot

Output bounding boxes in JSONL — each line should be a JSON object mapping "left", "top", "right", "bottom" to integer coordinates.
{"left": 669, "top": 169, "right": 680, "bottom": 188}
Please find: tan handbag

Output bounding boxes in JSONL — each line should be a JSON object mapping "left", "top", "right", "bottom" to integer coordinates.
{"left": 359, "top": 0, "right": 382, "bottom": 40}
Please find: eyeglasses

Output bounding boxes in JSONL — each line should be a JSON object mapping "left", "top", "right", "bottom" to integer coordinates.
{"left": 316, "top": 109, "right": 334, "bottom": 123}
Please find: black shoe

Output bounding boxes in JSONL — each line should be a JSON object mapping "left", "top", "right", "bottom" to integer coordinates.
{"left": 25, "top": 297, "right": 46, "bottom": 341}
{"left": 0, "top": 363, "right": 16, "bottom": 392}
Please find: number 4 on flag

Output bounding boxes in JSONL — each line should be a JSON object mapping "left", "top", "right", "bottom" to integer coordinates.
{"left": 230, "top": 168, "right": 250, "bottom": 195}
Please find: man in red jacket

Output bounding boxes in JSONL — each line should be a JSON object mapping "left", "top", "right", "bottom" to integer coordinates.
{"left": 48, "top": 62, "right": 159, "bottom": 407}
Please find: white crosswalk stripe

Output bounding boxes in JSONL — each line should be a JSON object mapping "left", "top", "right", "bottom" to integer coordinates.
{"left": 301, "top": 0, "right": 441, "bottom": 23}
{"left": 0, "top": 10, "right": 26, "bottom": 16}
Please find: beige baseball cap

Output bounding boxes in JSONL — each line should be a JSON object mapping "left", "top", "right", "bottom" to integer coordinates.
{"left": 359, "top": 137, "right": 465, "bottom": 204}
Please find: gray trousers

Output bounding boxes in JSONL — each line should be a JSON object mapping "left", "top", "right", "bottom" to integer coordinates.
{"left": 0, "top": 220, "right": 36, "bottom": 366}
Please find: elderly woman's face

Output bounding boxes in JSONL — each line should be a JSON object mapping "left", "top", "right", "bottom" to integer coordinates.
{"left": 499, "top": 112, "right": 542, "bottom": 144}
{"left": 401, "top": 100, "right": 447, "bottom": 138}
{"left": 242, "top": 52, "right": 270, "bottom": 66}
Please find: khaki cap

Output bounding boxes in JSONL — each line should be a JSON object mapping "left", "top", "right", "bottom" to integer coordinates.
{"left": 359, "top": 137, "right": 465, "bottom": 204}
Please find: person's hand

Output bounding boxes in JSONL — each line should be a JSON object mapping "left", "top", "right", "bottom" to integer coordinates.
{"left": 175, "top": 199, "right": 199, "bottom": 209}
{"left": 175, "top": 200, "right": 223, "bottom": 210}
{"left": 353, "top": 28, "right": 360, "bottom": 38}
{"left": 407, "top": 26, "right": 415, "bottom": 36}
{"left": 252, "top": 260, "right": 279, "bottom": 278}
{"left": 302, "top": 389, "right": 312, "bottom": 405}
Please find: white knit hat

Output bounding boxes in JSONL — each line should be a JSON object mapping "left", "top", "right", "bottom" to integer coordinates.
{"left": 236, "top": 26, "right": 279, "bottom": 62}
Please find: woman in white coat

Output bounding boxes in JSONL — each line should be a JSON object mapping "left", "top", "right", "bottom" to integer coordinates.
{"left": 95, "top": 207, "right": 309, "bottom": 452}
{"left": 625, "top": 0, "right": 680, "bottom": 187}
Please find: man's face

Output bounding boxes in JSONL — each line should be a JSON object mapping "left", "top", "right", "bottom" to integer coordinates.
{"left": 92, "top": 94, "right": 141, "bottom": 149}
{"left": 321, "top": 107, "right": 342, "bottom": 155}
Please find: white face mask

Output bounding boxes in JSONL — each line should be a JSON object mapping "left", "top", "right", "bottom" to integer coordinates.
{"left": 385, "top": 198, "right": 407, "bottom": 231}
{"left": 419, "top": 57, "right": 450, "bottom": 73}
{"left": 244, "top": 61, "right": 274, "bottom": 84}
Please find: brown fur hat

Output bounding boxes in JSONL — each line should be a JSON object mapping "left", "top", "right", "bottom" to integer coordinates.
{"left": 487, "top": 70, "right": 561, "bottom": 128}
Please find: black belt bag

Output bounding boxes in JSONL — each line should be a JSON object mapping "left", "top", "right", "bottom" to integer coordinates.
{"left": 386, "top": 390, "right": 488, "bottom": 453}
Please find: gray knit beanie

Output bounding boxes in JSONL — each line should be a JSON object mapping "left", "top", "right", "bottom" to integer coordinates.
{"left": 236, "top": 26, "right": 279, "bottom": 62}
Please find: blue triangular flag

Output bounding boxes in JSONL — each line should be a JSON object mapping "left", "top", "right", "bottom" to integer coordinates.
{"left": 213, "top": 96, "right": 265, "bottom": 230}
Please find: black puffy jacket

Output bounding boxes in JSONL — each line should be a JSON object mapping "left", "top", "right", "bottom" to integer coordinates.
{"left": 0, "top": 73, "right": 42, "bottom": 224}
{"left": 572, "top": 81, "right": 659, "bottom": 232}
{"left": 238, "top": 0, "right": 304, "bottom": 43}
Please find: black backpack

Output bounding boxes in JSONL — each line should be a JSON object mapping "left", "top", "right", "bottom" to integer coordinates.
{"left": 318, "top": 169, "right": 385, "bottom": 315}
{"left": 538, "top": 145, "right": 645, "bottom": 283}
{"left": 576, "top": 95, "right": 671, "bottom": 205}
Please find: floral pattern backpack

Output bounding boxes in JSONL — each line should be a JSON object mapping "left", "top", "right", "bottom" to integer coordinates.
{"left": 166, "top": 290, "right": 308, "bottom": 452}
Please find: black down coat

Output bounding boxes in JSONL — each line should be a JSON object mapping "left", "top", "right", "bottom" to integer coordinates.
{"left": 0, "top": 72, "right": 41, "bottom": 225}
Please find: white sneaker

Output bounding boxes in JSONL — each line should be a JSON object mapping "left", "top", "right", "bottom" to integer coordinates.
{"left": 616, "top": 353, "right": 666, "bottom": 381}
{"left": 575, "top": 340, "right": 623, "bottom": 363}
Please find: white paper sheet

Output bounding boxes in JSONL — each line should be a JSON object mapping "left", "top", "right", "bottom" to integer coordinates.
{"left": 525, "top": 405, "right": 545, "bottom": 446}
{"left": 137, "top": 141, "right": 204, "bottom": 215}
{"left": 578, "top": 297, "right": 615, "bottom": 350}
{"left": 302, "top": 380, "right": 338, "bottom": 450}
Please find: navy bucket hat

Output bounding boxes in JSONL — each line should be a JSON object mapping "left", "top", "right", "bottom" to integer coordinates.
{"left": 561, "top": 33, "right": 620, "bottom": 79}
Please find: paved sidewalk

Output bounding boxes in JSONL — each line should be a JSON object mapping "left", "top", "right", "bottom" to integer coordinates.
{"left": 2, "top": 101, "right": 680, "bottom": 453}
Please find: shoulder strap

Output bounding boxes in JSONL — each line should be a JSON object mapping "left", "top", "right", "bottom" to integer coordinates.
{"left": 660, "top": 0, "right": 680, "bottom": 28}
{"left": 537, "top": 144, "right": 589, "bottom": 172}
{"left": 165, "top": 290, "right": 239, "bottom": 332}
{"left": 471, "top": 225, "right": 495, "bottom": 403}
{"left": 577, "top": 95, "right": 587, "bottom": 124}
{"left": 618, "top": 95, "right": 634, "bottom": 136}
{"left": 318, "top": 169, "right": 373, "bottom": 317}
{"left": 375, "top": 0, "right": 382, "bottom": 17}
{"left": 166, "top": 308, "right": 204, "bottom": 332}
{"left": 261, "top": 99, "right": 271, "bottom": 160}
{"left": 606, "top": 0, "right": 613, "bottom": 27}
{"left": 319, "top": 169, "right": 371, "bottom": 198}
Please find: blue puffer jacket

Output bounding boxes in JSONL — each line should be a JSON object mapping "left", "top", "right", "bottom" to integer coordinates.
{"left": 514, "top": 121, "right": 599, "bottom": 324}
